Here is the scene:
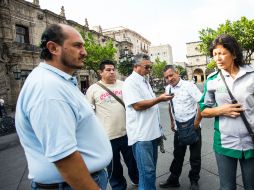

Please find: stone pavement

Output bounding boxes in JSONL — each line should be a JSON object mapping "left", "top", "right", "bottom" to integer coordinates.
{"left": 0, "top": 102, "right": 245, "bottom": 190}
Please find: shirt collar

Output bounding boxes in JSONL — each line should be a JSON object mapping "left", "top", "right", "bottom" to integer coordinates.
{"left": 39, "top": 62, "right": 78, "bottom": 86}
{"left": 132, "top": 71, "right": 146, "bottom": 82}
{"left": 172, "top": 78, "right": 183, "bottom": 88}
{"left": 221, "top": 65, "right": 254, "bottom": 79}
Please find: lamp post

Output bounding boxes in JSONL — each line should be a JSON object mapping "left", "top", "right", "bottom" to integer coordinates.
{"left": 12, "top": 66, "right": 21, "bottom": 80}
{"left": 118, "top": 47, "right": 134, "bottom": 76}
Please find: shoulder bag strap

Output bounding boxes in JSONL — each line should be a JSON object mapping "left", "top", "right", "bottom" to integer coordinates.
{"left": 96, "top": 82, "right": 125, "bottom": 109}
{"left": 219, "top": 71, "right": 254, "bottom": 143}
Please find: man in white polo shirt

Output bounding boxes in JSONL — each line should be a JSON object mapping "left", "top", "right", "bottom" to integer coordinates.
{"left": 122, "top": 53, "right": 172, "bottom": 190}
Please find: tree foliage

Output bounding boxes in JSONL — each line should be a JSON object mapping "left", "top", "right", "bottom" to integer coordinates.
{"left": 207, "top": 59, "right": 217, "bottom": 70}
{"left": 175, "top": 65, "right": 187, "bottom": 79}
{"left": 198, "top": 16, "right": 254, "bottom": 64}
{"left": 81, "top": 32, "right": 117, "bottom": 78}
{"left": 117, "top": 58, "right": 133, "bottom": 76}
{"left": 149, "top": 57, "right": 167, "bottom": 92}
{"left": 151, "top": 57, "right": 167, "bottom": 79}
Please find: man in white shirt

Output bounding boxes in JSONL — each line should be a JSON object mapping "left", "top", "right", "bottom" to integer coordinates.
{"left": 159, "top": 65, "right": 202, "bottom": 190}
{"left": 122, "top": 53, "right": 173, "bottom": 190}
{"left": 86, "top": 60, "right": 139, "bottom": 190}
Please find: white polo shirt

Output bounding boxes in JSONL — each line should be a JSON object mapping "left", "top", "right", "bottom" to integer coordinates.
{"left": 165, "top": 79, "right": 202, "bottom": 122}
{"left": 122, "top": 71, "right": 161, "bottom": 145}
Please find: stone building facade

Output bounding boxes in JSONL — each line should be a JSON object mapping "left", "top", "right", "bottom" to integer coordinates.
{"left": 186, "top": 41, "right": 214, "bottom": 83}
{"left": 102, "top": 26, "right": 151, "bottom": 55}
{"left": 149, "top": 44, "right": 173, "bottom": 65}
{"left": 0, "top": 0, "right": 119, "bottom": 108}
{"left": 186, "top": 41, "right": 254, "bottom": 83}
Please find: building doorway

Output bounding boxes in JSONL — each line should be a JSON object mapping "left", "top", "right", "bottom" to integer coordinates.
{"left": 80, "top": 75, "right": 89, "bottom": 94}
{"left": 193, "top": 68, "right": 204, "bottom": 83}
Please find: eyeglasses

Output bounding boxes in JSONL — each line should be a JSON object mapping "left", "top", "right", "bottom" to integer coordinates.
{"left": 139, "top": 64, "right": 152, "bottom": 70}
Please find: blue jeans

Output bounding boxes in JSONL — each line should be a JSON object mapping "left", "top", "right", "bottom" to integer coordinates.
{"left": 31, "top": 169, "right": 108, "bottom": 190}
{"left": 132, "top": 139, "right": 158, "bottom": 190}
{"left": 215, "top": 152, "right": 254, "bottom": 190}
{"left": 107, "top": 135, "right": 139, "bottom": 190}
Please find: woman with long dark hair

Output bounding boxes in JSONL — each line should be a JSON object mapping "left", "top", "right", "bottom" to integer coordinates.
{"left": 199, "top": 34, "right": 254, "bottom": 190}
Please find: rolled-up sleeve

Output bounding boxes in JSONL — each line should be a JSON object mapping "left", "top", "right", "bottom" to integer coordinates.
{"left": 122, "top": 80, "right": 144, "bottom": 107}
{"left": 199, "top": 80, "right": 216, "bottom": 111}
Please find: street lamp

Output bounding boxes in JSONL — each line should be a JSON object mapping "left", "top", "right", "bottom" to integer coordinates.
{"left": 119, "top": 47, "right": 134, "bottom": 64}
{"left": 118, "top": 47, "right": 134, "bottom": 76}
{"left": 12, "top": 66, "right": 21, "bottom": 80}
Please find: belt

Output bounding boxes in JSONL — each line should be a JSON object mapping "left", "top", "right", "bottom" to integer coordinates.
{"left": 35, "top": 182, "right": 70, "bottom": 189}
{"left": 34, "top": 170, "right": 102, "bottom": 189}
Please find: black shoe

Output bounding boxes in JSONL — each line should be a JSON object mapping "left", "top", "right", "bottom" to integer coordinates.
{"left": 159, "top": 178, "right": 180, "bottom": 188}
{"left": 190, "top": 181, "right": 199, "bottom": 190}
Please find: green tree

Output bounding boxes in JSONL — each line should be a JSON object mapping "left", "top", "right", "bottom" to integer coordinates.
{"left": 151, "top": 57, "right": 167, "bottom": 79}
{"left": 175, "top": 65, "right": 187, "bottom": 79}
{"left": 117, "top": 56, "right": 133, "bottom": 76}
{"left": 81, "top": 32, "right": 117, "bottom": 78}
{"left": 207, "top": 59, "right": 217, "bottom": 70}
{"left": 198, "top": 16, "right": 254, "bottom": 64}
{"left": 149, "top": 57, "right": 167, "bottom": 92}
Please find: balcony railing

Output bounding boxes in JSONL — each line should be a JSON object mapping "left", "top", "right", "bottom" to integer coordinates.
{"left": 13, "top": 42, "right": 40, "bottom": 53}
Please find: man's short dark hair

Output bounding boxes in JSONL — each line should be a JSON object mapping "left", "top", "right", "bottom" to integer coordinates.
{"left": 40, "top": 24, "right": 67, "bottom": 60}
{"left": 99, "top": 60, "right": 115, "bottom": 71}
{"left": 163, "top": 64, "right": 177, "bottom": 73}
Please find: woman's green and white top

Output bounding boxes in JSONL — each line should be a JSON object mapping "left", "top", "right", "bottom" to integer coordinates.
{"left": 199, "top": 65, "right": 254, "bottom": 159}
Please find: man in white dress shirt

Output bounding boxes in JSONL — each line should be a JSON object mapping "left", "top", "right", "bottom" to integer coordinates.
{"left": 159, "top": 65, "right": 202, "bottom": 190}
{"left": 122, "top": 53, "right": 172, "bottom": 190}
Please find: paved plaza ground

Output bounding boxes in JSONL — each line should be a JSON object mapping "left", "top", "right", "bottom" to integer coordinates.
{"left": 0, "top": 102, "right": 245, "bottom": 190}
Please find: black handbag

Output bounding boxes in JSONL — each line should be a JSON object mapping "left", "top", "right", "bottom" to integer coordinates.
{"left": 220, "top": 71, "right": 254, "bottom": 144}
{"left": 169, "top": 88, "right": 199, "bottom": 146}
{"left": 175, "top": 117, "right": 199, "bottom": 146}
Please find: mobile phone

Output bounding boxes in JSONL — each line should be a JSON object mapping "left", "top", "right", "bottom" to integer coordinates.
{"left": 168, "top": 89, "right": 174, "bottom": 96}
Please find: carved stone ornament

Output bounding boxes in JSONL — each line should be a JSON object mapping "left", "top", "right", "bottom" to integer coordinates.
{"left": 0, "top": 0, "right": 9, "bottom": 7}
{"left": 0, "top": 42, "right": 10, "bottom": 63}
{"left": 37, "top": 13, "right": 44, "bottom": 20}
{"left": 85, "top": 18, "right": 89, "bottom": 29}
{"left": 60, "top": 6, "right": 65, "bottom": 17}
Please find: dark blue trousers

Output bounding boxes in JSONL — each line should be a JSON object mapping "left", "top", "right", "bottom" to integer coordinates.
{"left": 107, "top": 135, "right": 139, "bottom": 190}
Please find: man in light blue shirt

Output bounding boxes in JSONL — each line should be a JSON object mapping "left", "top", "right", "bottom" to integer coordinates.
{"left": 122, "top": 53, "right": 173, "bottom": 190}
{"left": 15, "top": 24, "right": 112, "bottom": 190}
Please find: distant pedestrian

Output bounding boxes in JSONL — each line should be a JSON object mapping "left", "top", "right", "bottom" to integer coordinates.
{"left": 122, "top": 53, "right": 172, "bottom": 190}
{"left": 15, "top": 24, "right": 112, "bottom": 190}
{"left": 159, "top": 64, "right": 202, "bottom": 190}
{"left": 0, "top": 97, "right": 7, "bottom": 117}
{"left": 199, "top": 34, "right": 254, "bottom": 190}
{"left": 86, "top": 60, "right": 139, "bottom": 190}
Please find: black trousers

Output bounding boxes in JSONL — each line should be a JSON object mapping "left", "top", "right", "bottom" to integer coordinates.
{"left": 169, "top": 128, "right": 202, "bottom": 182}
{"left": 107, "top": 135, "right": 139, "bottom": 190}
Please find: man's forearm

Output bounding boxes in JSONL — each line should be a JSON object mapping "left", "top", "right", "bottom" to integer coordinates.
{"left": 54, "top": 151, "right": 100, "bottom": 190}
{"left": 132, "top": 97, "right": 161, "bottom": 111}
{"left": 195, "top": 106, "right": 202, "bottom": 124}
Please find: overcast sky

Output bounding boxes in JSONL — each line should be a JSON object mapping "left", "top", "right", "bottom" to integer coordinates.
{"left": 27, "top": 0, "right": 254, "bottom": 62}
